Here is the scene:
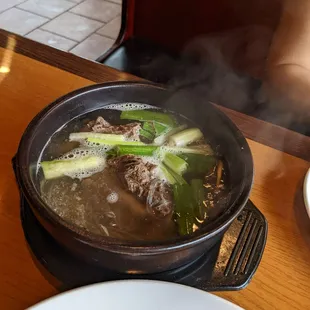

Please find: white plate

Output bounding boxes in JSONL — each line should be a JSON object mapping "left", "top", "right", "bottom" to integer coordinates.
{"left": 28, "top": 280, "right": 243, "bottom": 310}
{"left": 304, "top": 168, "right": 310, "bottom": 218}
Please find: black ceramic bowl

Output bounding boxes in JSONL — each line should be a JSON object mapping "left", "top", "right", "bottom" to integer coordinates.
{"left": 15, "top": 81, "right": 253, "bottom": 274}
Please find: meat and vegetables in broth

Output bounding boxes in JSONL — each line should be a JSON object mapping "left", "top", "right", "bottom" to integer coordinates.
{"left": 39, "top": 104, "right": 228, "bottom": 241}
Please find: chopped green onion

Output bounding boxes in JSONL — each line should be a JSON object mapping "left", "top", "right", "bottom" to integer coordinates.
{"left": 185, "top": 145, "right": 214, "bottom": 155}
{"left": 154, "top": 125, "right": 187, "bottom": 145}
{"left": 120, "top": 110, "right": 177, "bottom": 127}
{"left": 179, "top": 153, "right": 216, "bottom": 175}
{"left": 69, "top": 132, "right": 125, "bottom": 142}
{"left": 139, "top": 128, "right": 155, "bottom": 141}
{"left": 115, "top": 145, "right": 158, "bottom": 156}
{"left": 191, "top": 179, "right": 205, "bottom": 221}
{"left": 169, "top": 128, "right": 203, "bottom": 147}
{"left": 163, "top": 153, "right": 188, "bottom": 175}
{"left": 105, "top": 143, "right": 213, "bottom": 158}
{"left": 41, "top": 156, "right": 105, "bottom": 180}
{"left": 87, "top": 138, "right": 144, "bottom": 146}
{"left": 142, "top": 121, "right": 169, "bottom": 139}
{"left": 165, "top": 165, "right": 187, "bottom": 185}
{"left": 173, "top": 184, "right": 194, "bottom": 235}
{"left": 154, "top": 122, "right": 168, "bottom": 136}
{"left": 159, "top": 164, "right": 176, "bottom": 185}
{"left": 160, "top": 146, "right": 212, "bottom": 156}
{"left": 142, "top": 122, "right": 156, "bottom": 135}
{"left": 107, "top": 145, "right": 211, "bottom": 158}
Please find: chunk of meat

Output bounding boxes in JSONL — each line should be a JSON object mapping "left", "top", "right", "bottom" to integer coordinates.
{"left": 108, "top": 155, "right": 156, "bottom": 198}
{"left": 88, "top": 116, "right": 141, "bottom": 140}
{"left": 87, "top": 116, "right": 111, "bottom": 129}
{"left": 147, "top": 180, "right": 173, "bottom": 218}
{"left": 108, "top": 155, "right": 173, "bottom": 217}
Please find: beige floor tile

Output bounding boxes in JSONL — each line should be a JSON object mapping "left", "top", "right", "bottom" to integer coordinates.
{"left": 42, "top": 12, "right": 103, "bottom": 41}
{"left": 67, "top": 0, "right": 83, "bottom": 2}
{"left": 70, "top": 0, "right": 121, "bottom": 23}
{"left": 0, "top": 8, "right": 48, "bottom": 36}
{"left": 70, "top": 33, "right": 114, "bottom": 60}
{"left": 0, "top": 0, "right": 25, "bottom": 14}
{"left": 26, "top": 29, "right": 76, "bottom": 50}
{"left": 96, "top": 16, "right": 120, "bottom": 39}
{"left": 18, "top": 0, "right": 76, "bottom": 19}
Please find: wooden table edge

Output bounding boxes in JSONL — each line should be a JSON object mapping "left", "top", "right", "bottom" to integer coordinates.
{"left": 1, "top": 29, "right": 309, "bottom": 162}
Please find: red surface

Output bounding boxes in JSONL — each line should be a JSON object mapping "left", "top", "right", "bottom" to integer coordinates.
{"left": 123, "top": 0, "right": 135, "bottom": 40}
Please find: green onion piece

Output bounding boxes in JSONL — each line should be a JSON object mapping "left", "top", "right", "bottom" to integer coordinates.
{"left": 169, "top": 128, "right": 204, "bottom": 147}
{"left": 142, "top": 122, "right": 156, "bottom": 135}
{"left": 143, "top": 121, "right": 169, "bottom": 138}
{"left": 173, "top": 184, "right": 194, "bottom": 235}
{"left": 163, "top": 153, "right": 188, "bottom": 175}
{"left": 115, "top": 145, "right": 158, "bottom": 156}
{"left": 102, "top": 144, "right": 213, "bottom": 158}
{"left": 191, "top": 179, "right": 205, "bottom": 221}
{"left": 106, "top": 148, "right": 118, "bottom": 157}
{"left": 165, "top": 164, "right": 187, "bottom": 185}
{"left": 139, "top": 128, "right": 155, "bottom": 141}
{"left": 159, "top": 164, "right": 176, "bottom": 185}
{"left": 154, "top": 125, "right": 187, "bottom": 145}
{"left": 69, "top": 132, "right": 125, "bottom": 142}
{"left": 41, "top": 156, "right": 105, "bottom": 180}
{"left": 87, "top": 138, "right": 144, "bottom": 146}
{"left": 120, "top": 110, "right": 177, "bottom": 128}
{"left": 160, "top": 164, "right": 187, "bottom": 185}
{"left": 185, "top": 145, "right": 214, "bottom": 155}
{"left": 154, "top": 122, "right": 168, "bottom": 136}
{"left": 160, "top": 146, "right": 212, "bottom": 156}
{"left": 179, "top": 153, "right": 216, "bottom": 175}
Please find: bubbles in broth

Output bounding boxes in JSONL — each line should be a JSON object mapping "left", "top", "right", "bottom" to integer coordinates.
{"left": 39, "top": 103, "right": 229, "bottom": 241}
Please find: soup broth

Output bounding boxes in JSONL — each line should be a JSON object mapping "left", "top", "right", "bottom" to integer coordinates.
{"left": 39, "top": 104, "right": 229, "bottom": 241}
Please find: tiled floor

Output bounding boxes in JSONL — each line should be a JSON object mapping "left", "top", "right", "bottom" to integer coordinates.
{"left": 0, "top": 0, "right": 122, "bottom": 60}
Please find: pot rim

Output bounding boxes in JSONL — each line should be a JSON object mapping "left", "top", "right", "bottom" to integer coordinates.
{"left": 15, "top": 81, "right": 254, "bottom": 254}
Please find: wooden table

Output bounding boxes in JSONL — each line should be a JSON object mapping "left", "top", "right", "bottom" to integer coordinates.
{"left": 0, "top": 29, "right": 310, "bottom": 310}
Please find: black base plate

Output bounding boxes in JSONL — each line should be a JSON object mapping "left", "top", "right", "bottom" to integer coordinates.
{"left": 21, "top": 197, "right": 267, "bottom": 292}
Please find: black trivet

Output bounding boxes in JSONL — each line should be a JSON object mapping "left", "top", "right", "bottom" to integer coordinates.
{"left": 20, "top": 197, "right": 267, "bottom": 292}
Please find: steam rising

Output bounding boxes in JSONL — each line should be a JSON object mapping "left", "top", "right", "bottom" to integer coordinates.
{"left": 169, "top": 26, "right": 273, "bottom": 114}
{"left": 141, "top": 24, "right": 307, "bottom": 135}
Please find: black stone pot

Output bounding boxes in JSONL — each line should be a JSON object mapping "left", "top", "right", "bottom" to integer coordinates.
{"left": 14, "top": 81, "right": 253, "bottom": 274}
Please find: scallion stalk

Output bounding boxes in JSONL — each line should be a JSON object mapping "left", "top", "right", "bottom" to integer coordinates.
{"left": 115, "top": 145, "right": 158, "bottom": 156}
{"left": 139, "top": 128, "right": 155, "bottom": 141}
{"left": 106, "top": 143, "right": 214, "bottom": 158}
{"left": 159, "top": 164, "right": 176, "bottom": 185}
{"left": 179, "top": 153, "right": 216, "bottom": 175}
{"left": 173, "top": 184, "right": 194, "bottom": 235}
{"left": 165, "top": 165, "right": 187, "bottom": 185}
{"left": 87, "top": 138, "right": 144, "bottom": 146}
{"left": 120, "top": 110, "right": 177, "bottom": 127}
{"left": 191, "top": 179, "right": 205, "bottom": 221}
{"left": 169, "top": 128, "right": 203, "bottom": 147}
{"left": 154, "top": 122, "right": 168, "bottom": 136}
{"left": 163, "top": 153, "right": 188, "bottom": 175}
{"left": 160, "top": 146, "right": 212, "bottom": 156}
{"left": 142, "top": 122, "right": 156, "bottom": 135}
{"left": 153, "top": 125, "right": 187, "bottom": 145}
{"left": 69, "top": 132, "right": 125, "bottom": 142}
{"left": 41, "top": 156, "right": 105, "bottom": 180}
